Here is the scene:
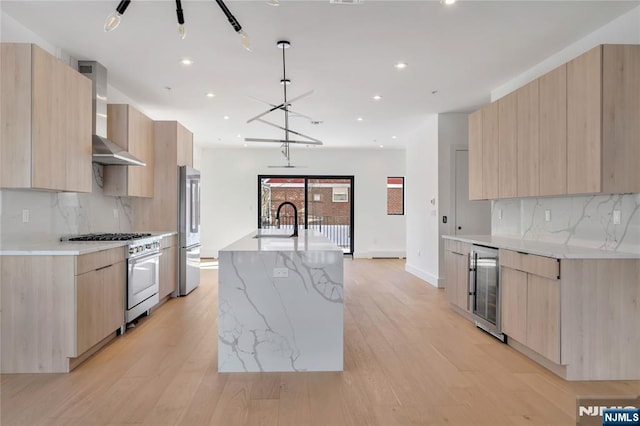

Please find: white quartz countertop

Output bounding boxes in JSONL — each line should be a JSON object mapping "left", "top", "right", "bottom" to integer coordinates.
{"left": 442, "top": 235, "right": 640, "bottom": 259}
{"left": 221, "top": 229, "right": 343, "bottom": 252}
{"left": 0, "top": 231, "right": 177, "bottom": 256}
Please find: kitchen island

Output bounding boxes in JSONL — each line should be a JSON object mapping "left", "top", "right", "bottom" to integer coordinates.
{"left": 218, "top": 229, "right": 344, "bottom": 372}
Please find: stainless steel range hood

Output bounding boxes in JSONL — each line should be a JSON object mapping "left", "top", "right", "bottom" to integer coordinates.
{"left": 77, "top": 60, "right": 145, "bottom": 166}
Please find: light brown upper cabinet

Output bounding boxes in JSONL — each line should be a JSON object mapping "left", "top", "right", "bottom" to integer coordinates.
{"left": 1, "top": 43, "right": 92, "bottom": 192}
{"left": 516, "top": 79, "right": 539, "bottom": 197}
{"left": 176, "top": 122, "right": 194, "bottom": 168}
{"left": 131, "top": 121, "right": 194, "bottom": 231}
{"left": 498, "top": 92, "right": 518, "bottom": 198}
{"left": 539, "top": 64, "right": 567, "bottom": 196}
{"left": 568, "top": 44, "right": 640, "bottom": 194}
{"left": 468, "top": 110, "right": 483, "bottom": 200}
{"left": 468, "top": 43, "right": 640, "bottom": 200}
{"left": 482, "top": 102, "right": 499, "bottom": 200}
{"left": 104, "top": 104, "right": 155, "bottom": 197}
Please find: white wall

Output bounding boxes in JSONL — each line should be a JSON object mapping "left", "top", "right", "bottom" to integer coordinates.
{"left": 405, "top": 115, "right": 439, "bottom": 286}
{"left": 492, "top": 5, "right": 640, "bottom": 100}
{"left": 404, "top": 113, "right": 479, "bottom": 288}
{"left": 196, "top": 147, "right": 406, "bottom": 258}
{"left": 437, "top": 113, "right": 472, "bottom": 279}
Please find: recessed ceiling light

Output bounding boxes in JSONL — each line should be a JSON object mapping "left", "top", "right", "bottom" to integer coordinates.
{"left": 267, "top": 0, "right": 279, "bottom": 5}
{"left": 357, "top": 117, "right": 364, "bottom": 122}
{"left": 394, "top": 62, "right": 407, "bottom": 70}
{"left": 379, "top": 144, "right": 384, "bottom": 148}
{"left": 223, "top": 115, "right": 230, "bottom": 120}
{"left": 372, "top": 94, "right": 382, "bottom": 101}
{"left": 391, "top": 135, "right": 397, "bottom": 140}
{"left": 180, "top": 57, "right": 194, "bottom": 66}
{"left": 243, "top": 143, "right": 248, "bottom": 147}
{"left": 237, "top": 134, "right": 242, "bottom": 138}
{"left": 206, "top": 92, "right": 215, "bottom": 98}
{"left": 442, "top": 0, "right": 456, "bottom": 5}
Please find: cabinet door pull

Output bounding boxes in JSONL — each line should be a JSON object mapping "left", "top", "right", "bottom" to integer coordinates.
{"left": 95, "top": 264, "right": 111, "bottom": 272}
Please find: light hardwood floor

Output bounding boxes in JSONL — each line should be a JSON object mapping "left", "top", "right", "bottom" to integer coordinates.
{"left": 1, "top": 259, "right": 638, "bottom": 425}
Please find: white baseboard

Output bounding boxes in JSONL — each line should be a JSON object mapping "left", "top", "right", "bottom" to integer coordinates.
{"left": 404, "top": 263, "right": 442, "bottom": 288}
{"left": 353, "top": 250, "right": 406, "bottom": 259}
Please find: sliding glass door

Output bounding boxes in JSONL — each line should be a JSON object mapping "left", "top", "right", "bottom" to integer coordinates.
{"left": 258, "top": 175, "right": 354, "bottom": 254}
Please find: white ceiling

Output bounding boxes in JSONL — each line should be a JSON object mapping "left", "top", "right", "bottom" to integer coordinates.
{"left": 1, "top": 0, "right": 638, "bottom": 149}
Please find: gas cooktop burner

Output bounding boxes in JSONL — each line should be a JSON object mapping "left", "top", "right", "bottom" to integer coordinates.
{"left": 65, "top": 233, "right": 153, "bottom": 242}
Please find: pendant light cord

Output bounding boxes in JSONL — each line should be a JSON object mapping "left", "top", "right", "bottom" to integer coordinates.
{"left": 282, "top": 44, "right": 290, "bottom": 164}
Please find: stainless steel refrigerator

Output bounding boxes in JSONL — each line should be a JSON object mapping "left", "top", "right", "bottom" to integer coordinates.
{"left": 178, "top": 166, "right": 201, "bottom": 296}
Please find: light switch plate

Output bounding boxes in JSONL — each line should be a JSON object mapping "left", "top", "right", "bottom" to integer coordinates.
{"left": 22, "top": 209, "right": 29, "bottom": 223}
{"left": 498, "top": 209, "right": 503, "bottom": 220}
{"left": 273, "top": 268, "right": 289, "bottom": 278}
{"left": 113, "top": 209, "right": 119, "bottom": 219}
{"left": 544, "top": 210, "right": 551, "bottom": 222}
{"left": 613, "top": 210, "right": 621, "bottom": 225}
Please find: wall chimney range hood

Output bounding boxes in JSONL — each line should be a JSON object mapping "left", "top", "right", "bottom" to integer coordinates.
{"left": 77, "top": 60, "right": 145, "bottom": 166}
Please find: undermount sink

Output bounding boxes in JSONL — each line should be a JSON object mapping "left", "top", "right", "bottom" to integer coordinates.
{"left": 253, "top": 234, "right": 294, "bottom": 239}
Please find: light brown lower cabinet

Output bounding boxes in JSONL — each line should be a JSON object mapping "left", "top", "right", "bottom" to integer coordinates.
{"left": 1, "top": 247, "right": 126, "bottom": 373}
{"left": 76, "top": 260, "right": 125, "bottom": 355}
{"left": 497, "top": 249, "right": 640, "bottom": 380}
{"left": 444, "top": 240, "right": 471, "bottom": 312}
{"left": 159, "top": 236, "right": 178, "bottom": 299}
{"left": 501, "top": 263, "right": 560, "bottom": 364}
{"left": 500, "top": 267, "right": 527, "bottom": 343}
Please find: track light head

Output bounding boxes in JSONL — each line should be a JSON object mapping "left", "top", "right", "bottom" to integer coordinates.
{"left": 104, "top": 0, "right": 131, "bottom": 32}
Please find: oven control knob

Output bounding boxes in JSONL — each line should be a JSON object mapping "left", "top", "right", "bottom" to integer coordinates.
{"left": 129, "top": 248, "right": 134, "bottom": 255}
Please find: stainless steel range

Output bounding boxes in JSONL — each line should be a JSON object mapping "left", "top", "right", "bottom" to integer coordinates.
{"left": 64, "top": 233, "right": 161, "bottom": 323}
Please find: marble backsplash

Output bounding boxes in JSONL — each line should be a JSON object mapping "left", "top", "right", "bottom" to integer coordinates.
{"left": 0, "top": 165, "right": 132, "bottom": 243}
{"left": 492, "top": 193, "right": 640, "bottom": 253}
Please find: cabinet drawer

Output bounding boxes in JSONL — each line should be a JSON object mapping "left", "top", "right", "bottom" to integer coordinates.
{"left": 499, "top": 249, "right": 559, "bottom": 280}
{"left": 444, "top": 239, "right": 471, "bottom": 256}
{"left": 161, "top": 235, "right": 178, "bottom": 249}
{"left": 76, "top": 247, "right": 126, "bottom": 275}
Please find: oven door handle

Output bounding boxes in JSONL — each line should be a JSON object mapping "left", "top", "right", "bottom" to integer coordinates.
{"left": 129, "top": 252, "right": 162, "bottom": 264}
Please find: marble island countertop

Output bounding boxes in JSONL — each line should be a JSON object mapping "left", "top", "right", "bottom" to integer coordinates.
{"left": 0, "top": 231, "right": 177, "bottom": 256}
{"left": 220, "top": 229, "right": 343, "bottom": 253}
{"left": 443, "top": 235, "right": 640, "bottom": 259}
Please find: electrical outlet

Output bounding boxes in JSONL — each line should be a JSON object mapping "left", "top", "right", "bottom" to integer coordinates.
{"left": 613, "top": 210, "right": 621, "bottom": 225}
{"left": 22, "top": 209, "right": 29, "bottom": 223}
{"left": 544, "top": 209, "right": 551, "bottom": 222}
{"left": 273, "top": 268, "right": 289, "bottom": 278}
{"left": 113, "top": 209, "right": 119, "bottom": 219}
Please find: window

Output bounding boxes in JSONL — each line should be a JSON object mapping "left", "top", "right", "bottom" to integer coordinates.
{"left": 332, "top": 187, "right": 349, "bottom": 202}
{"left": 387, "top": 177, "right": 404, "bottom": 215}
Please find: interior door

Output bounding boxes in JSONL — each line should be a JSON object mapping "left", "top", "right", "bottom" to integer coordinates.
{"left": 455, "top": 150, "right": 491, "bottom": 235}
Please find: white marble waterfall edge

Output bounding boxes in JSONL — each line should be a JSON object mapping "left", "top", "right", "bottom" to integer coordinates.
{"left": 218, "top": 236, "right": 344, "bottom": 372}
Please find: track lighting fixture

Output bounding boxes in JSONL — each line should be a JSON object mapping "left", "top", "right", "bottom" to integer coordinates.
{"left": 104, "top": 0, "right": 130, "bottom": 32}
{"left": 103, "top": 0, "right": 250, "bottom": 50}
{"left": 214, "top": 0, "right": 251, "bottom": 51}
{"left": 176, "top": 0, "right": 186, "bottom": 39}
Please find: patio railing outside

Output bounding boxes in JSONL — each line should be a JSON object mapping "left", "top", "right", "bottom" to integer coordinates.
{"left": 260, "top": 215, "right": 351, "bottom": 253}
